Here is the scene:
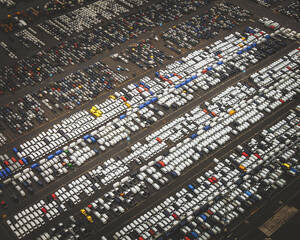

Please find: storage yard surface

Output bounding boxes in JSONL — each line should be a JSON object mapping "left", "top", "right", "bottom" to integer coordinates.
{"left": 0, "top": 0, "right": 299, "bottom": 240}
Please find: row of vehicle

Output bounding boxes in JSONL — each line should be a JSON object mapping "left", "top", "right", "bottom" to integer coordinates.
{"left": 31, "top": 101, "right": 299, "bottom": 240}
{"left": 0, "top": 60, "right": 128, "bottom": 136}
{"left": 111, "top": 39, "right": 173, "bottom": 70}
{"left": 93, "top": 0, "right": 129, "bottom": 20}
{"left": 0, "top": 25, "right": 291, "bottom": 204}
{"left": 250, "top": 0, "right": 280, "bottom": 8}
{"left": 118, "top": 0, "right": 149, "bottom": 8}
{"left": 0, "top": 18, "right": 298, "bottom": 190}
{"left": 4, "top": 45, "right": 299, "bottom": 239}
{"left": 0, "top": 94, "right": 48, "bottom": 135}
{"left": 162, "top": 2, "right": 251, "bottom": 49}
{"left": 14, "top": 27, "right": 46, "bottom": 49}
{"left": 0, "top": 0, "right": 15, "bottom": 8}
{"left": 276, "top": 0, "right": 300, "bottom": 22}
{"left": 103, "top": 0, "right": 210, "bottom": 44}
{"left": 156, "top": 28, "right": 288, "bottom": 106}
{"left": 108, "top": 108, "right": 299, "bottom": 240}
{"left": 0, "top": 0, "right": 95, "bottom": 33}
{"left": 60, "top": 47, "right": 299, "bottom": 236}
{"left": 0, "top": 25, "right": 281, "bottom": 177}
{"left": 37, "top": 0, "right": 127, "bottom": 42}
{"left": 0, "top": 132, "right": 7, "bottom": 147}
{"left": 40, "top": 60, "right": 128, "bottom": 109}
{"left": 259, "top": 17, "right": 300, "bottom": 40}
{"left": 0, "top": 0, "right": 210, "bottom": 92}
{"left": 0, "top": 41, "right": 18, "bottom": 60}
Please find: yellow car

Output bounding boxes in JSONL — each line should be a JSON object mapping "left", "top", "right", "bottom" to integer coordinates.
{"left": 90, "top": 106, "right": 97, "bottom": 114}
{"left": 80, "top": 209, "right": 87, "bottom": 216}
{"left": 282, "top": 163, "right": 290, "bottom": 169}
{"left": 86, "top": 215, "right": 94, "bottom": 223}
{"left": 90, "top": 106, "right": 102, "bottom": 117}
{"left": 125, "top": 102, "right": 131, "bottom": 108}
{"left": 94, "top": 111, "right": 102, "bottom": 117}
{"left": 228, "top": 109, "right": 236, "bottom": 116}
{"left": 239, "top": 165, "right": 246, "bottom": 171}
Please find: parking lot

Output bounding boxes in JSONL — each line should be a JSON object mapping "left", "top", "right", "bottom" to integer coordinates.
{"left": 0, "top": 0, "right": 299, "bottom": 240}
